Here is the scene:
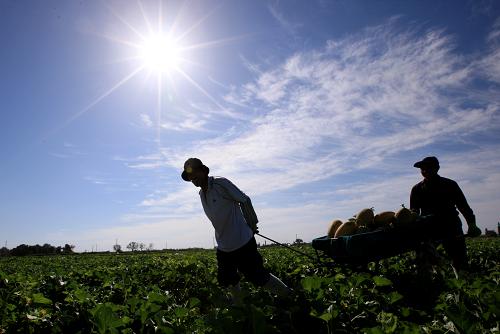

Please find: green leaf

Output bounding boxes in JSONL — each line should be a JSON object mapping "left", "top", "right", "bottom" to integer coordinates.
{"left": 92, "top": 304, "right": 123, "bottom": 334}
{"left": 93, "top": 304, "right": 113, "bottom": 333}
{"left": 189, "top": 297, "right": 201, "bottom": 308}
{"left": 363, "top": 327, "right": 385, "bottom": 334}
{"left": 400, "top": 307, "right": 410, "bottom": 317}
{"left": 388, "top": 292, "right": 403, "bottom": 304}
{"left": 319, "top": 312, "right": 332, "bottom": 322}
{"left": 32, "top": 293, "right": 52, "bottom": 305}
{"left": 445, "top": 304, "right": 479, "bottom": 334}
{"left": 301, "top": 276, "right": 323, "bottom": 291}
{"left": 148, "top": 292, "right": 168, "bottom": 304}
{"left": 175, "top": 307, "right": 189, "bottom": 318}
{"left": 74, "top": 288, "right": 90, "bottom": 303}
{"left": 373, "top": 276, "right": 392, "bottom": 287}
{"left": 301, "top": 276, "right": 332, "bottom": 292}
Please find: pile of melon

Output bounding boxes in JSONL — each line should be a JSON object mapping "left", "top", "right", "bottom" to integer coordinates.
{"left": 327, "top": 206, "right": 419, "bottom": 238}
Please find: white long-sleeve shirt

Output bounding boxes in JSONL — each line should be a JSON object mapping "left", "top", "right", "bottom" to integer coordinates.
{"left": 199, "top": 177, "right": 255, "bottom": 252}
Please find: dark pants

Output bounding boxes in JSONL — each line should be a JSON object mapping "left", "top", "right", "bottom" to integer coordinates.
{"left": 216, "top": 237, "right": 270, "bottom": 287}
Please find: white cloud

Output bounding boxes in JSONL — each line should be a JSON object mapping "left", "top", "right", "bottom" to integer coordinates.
{"left": 165, "top": 21, "right": 497, "bottom": 193}
{"left": 49, "top": 142, "right": 87, "bottom": 159}
{"left": 140, "top": 114, "right": 153, "bottom": 127}
{"left": 113, "top": 19, "right": 500, "bottom": 246}
{"left": 477, "top": 18, "right": 500, "bottom": 84}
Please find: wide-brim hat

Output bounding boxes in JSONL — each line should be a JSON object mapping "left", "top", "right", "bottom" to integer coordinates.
{"left": 181, "top": 158, "right": 209, "bottom": 181}
{"left": 414, "top": 156, "right": 439, "bottom": 169}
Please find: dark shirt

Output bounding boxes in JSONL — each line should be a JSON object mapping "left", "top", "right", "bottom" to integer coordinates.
{"left": 410, "top": 175, "right": 475, "bottom": 226}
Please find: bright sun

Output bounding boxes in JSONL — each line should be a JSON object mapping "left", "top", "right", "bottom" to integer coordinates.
{"left": 139, "top": 34, "right": 182, "bottom": 73}
{"left": 51, "top": 1, "right": 237, "bottom": 140}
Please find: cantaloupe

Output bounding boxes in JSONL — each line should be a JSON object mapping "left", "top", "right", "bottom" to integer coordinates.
{"left": 394, "top": 207, "right": 418, "bottom": 227}
{"left": 356, "top": 208, "right": 374, "bottom": 227}
{"left": 373, "top": 211, "right": 396, "bottom": 227}
{"left": 328, "top": 219, "right": 343, "bottom": 238}
{"left": 334, "top": 220, "right": 358, "bottom": 238}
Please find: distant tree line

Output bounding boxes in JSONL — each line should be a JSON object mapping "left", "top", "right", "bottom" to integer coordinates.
{"left": 112, "top": 242, "right": 155, "bottom": 252}
{"left": 0, "top": 243, "right": 75, "bottom": 256}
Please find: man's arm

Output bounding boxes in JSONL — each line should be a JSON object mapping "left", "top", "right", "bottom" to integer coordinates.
{"left": 452, "top": 181, "right": 479, "bottom": 236}
{"left": 215, "top": 178, "right": 259, "bottom": 233}
{"left": 240, "top": 198, "right": 259, "bottom": 233}
{"left": 410, "top": 185, "right": 421, "bottom": 215}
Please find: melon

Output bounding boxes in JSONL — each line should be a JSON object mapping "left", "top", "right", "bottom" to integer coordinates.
{"left": 394, "top": 207, "right": 417, "bottom": 227}
{"left": 327, "top": 219, "right": 343, "bottom": 238}
{"left": 356, "top": 208, "right": 374, "bottom": 227}
{"left": 373, "top": 211, "right": 396, "bottom": 227}
{"left": 334, "top": 220, "right": 358, "bottom": 238}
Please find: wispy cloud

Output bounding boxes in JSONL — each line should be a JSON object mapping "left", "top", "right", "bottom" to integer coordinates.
{"left": 477, "top": 17, "right": 500, "bottom": 84}
{"left": 140, "top": 114, "right": 153, "bottom": 127}
{"left": 116, "top": 18, "right": 500, "bottom": 241}
{"left": 49, "top": 142, "right": 87, "bottom": 159}
{"left": 169, "top": 20, "right": 497, "bottom": 187}
{"left": 47, "top": 143, "right": 500, "bottom": 251}
{"left": 267, "top": 2, "right": 302, "bottom": 36}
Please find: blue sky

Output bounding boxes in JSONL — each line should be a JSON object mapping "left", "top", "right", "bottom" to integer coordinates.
{"left": 1, "top": 0, "right": 499, "bottom": 252}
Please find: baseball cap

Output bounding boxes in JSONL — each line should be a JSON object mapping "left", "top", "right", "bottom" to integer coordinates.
{"left": 414, "top": 156, "right": 439, "bottom": 169}
{"left": 181, "top": 158, "right": 210, "bottom": 181}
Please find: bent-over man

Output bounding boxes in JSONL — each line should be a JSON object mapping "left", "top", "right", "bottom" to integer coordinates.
{"left": 181, "top": 158, "right": 291, "bottom": 302}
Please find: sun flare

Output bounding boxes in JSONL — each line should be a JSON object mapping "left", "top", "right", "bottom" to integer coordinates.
{"left": 50, "top": 1, "right": 237, "bottom": 141}
{"left": 139, "top": 34, "right": 182, "bottom": 73}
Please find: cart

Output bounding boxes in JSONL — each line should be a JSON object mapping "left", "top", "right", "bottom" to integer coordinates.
{"left": 312, "top": 215, "right": 440, "bottom": 264}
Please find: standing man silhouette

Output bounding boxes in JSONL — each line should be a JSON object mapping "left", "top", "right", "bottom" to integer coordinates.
{"left": 410, "top": 156, "right": 481, "bottom": 273}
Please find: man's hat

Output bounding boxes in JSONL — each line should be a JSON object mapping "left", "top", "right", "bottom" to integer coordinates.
{"left": 413, "top": 156, "right": 439, "bottom": 169}
{"left": 181, "top": 158, "right": 209, "bottom": 181}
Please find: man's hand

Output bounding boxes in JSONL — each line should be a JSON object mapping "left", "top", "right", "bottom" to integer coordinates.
{"left": 466, "top": 224, "right": 481, "bottom": 238}
{"left": 248, "top": 222, "right": 258, "bottom": 234}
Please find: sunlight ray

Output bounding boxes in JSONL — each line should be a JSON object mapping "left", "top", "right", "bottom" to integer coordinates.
{"left": 105, "top": 2, "right": 147, "bottom": 42}
{"left": 173, "top": 67, "right": 241, "bottom": 119}
{"left": 99, "top": 55, "right": 144, "bottom": 66}
{"left": 164, "top": 72, "right": 179, "bottom": 97}
{"left": 165, "top": 0, "right": 192, "bottom": 40}
{"left": 43, "top": 65, "right": 146, "bottom": 140}
{"left": 180, "top": 34, "right": 253, "bottom": 52}
{"left": 94, "top": 32, "right": 143, "bottom": 49}
{"left": 156, "top": 72, "right": 163, "bottom": 149}
{"left": 138, "top": 0, "right": 154, "bottom": 36}
{"left": 174, "top": 5, "right": 221, "bottom": 44}
{"left": 158, "top": 0, "right": 163, "bottom": 33}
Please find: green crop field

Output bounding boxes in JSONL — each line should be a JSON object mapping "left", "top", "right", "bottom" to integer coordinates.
{"left": 1, "top": 238, "right": 498, "bottom": 333}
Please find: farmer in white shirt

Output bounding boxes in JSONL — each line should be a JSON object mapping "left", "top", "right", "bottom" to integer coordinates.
{"left": 181, "top": 158, "right": 291, "bottom": 301}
